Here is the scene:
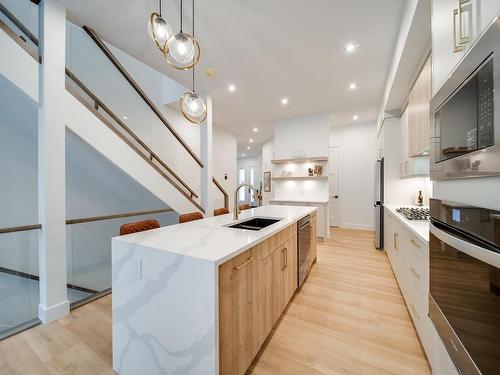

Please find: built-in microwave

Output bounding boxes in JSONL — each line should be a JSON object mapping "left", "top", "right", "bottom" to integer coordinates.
{"left": 430, "top": 16, "right": 500, "bottom": 180}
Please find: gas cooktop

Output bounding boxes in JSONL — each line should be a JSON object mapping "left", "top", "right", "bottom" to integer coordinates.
{"left": 396, "top": 207, "right": 430, "bottom": 221}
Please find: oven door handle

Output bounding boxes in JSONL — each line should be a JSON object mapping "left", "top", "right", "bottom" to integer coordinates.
{"left": 430, "top": 222, "right": 500, "bottom": 268}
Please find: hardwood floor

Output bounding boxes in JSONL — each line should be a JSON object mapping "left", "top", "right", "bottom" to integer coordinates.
{"left": 0, "top": 228, "right": 430, "bottom": 374}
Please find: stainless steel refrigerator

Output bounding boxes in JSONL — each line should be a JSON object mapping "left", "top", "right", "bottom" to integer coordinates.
{"left": 374, "top": 159, "right": 384, "bottom": 250}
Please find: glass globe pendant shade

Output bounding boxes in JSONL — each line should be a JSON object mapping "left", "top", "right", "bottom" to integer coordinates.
{"left": 148, "top": 13, "right": 173, "bottom": 52}
{"left": 180, "top": 91, "right": 206, "bottom": 124}
{"left": 165, "top": 32, "right": 200, "bottom": 70}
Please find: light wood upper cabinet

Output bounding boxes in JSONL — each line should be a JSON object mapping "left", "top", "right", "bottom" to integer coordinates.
{"left": 408, "top": 56, "right": 432, "bottom": 157}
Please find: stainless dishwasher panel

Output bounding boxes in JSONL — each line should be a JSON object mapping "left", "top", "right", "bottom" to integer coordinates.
{"left": 298, "top": 215, "right": 311, "bottom": 286}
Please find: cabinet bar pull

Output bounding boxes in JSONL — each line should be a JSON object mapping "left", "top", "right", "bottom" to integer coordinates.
{"left": 410, "top": 303, "right": 420, "bottom": 320}
{"left": 394, "top": 233, "right": 399, "bottom": 250}
{"left": 234, "top": 257, "right": 253, "bottom": 270}
{"left": 409, "top": 239, "right": 420, "bottom": 248}
{"left": 409, "top": 266, "right": 421, "bottom": 279}
{"left": 281, "top": 248, "right": 287, "bottom": 270}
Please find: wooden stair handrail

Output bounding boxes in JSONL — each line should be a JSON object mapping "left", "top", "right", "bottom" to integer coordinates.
{"left": 212, "top": 177, "right": 229, "bottom": 209}
{"left": 82, "top": 25, "right": 204, "bottom": 168}
{"left": 66, "top": 208, "right": 173, "bottom": 225}
{"left": 0, "top": 224, "right": 42, "bottom": 235}
{"left": 66, "top": 69, "right": 205, "bottom": 214}
{"left": 0, "top": 2, "right": 39, "bottom": 46}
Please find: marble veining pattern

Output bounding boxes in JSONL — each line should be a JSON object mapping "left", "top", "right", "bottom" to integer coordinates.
{"left": 112, "top": 205, "right": 316, "bottom": 374}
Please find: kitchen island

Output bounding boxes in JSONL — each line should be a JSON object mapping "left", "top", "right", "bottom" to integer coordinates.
{"left": 111, "top": 205, "right": 317, "bottom": 375}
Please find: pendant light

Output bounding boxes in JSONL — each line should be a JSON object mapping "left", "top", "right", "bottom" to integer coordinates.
{"left": 148, "top": 0, "right": 174, "bottom": 53}
{"left": 166, "top": 0, "right": 200, "bottom": 70}
{"left": 179, "top": 0, "right": 206, "bottom": 123}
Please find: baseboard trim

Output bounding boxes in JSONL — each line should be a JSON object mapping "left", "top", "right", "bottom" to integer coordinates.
{"left": 38, "top": 300, "right": 70, "bottom": 323}
{"left": 340, "top": 223, "right": 375, "bottom": 231}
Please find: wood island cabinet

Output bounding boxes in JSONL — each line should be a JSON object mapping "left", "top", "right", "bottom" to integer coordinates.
{"left": 219, "top": 217, "right": 312, "bottom": 375}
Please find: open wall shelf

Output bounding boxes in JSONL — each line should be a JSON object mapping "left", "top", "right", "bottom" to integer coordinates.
{"left": 271, "top": 176, "right": 328, "bottom": 181}
{"left": 271, "top": 156, "right": 328, "bottom": 164}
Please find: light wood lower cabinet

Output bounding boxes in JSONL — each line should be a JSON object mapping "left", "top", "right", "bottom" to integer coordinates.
{"left": 219, "top": 248, "right": 259, "bottom": 375}
{"left": 219, "top": 220, "right": 307, "bottom": 375}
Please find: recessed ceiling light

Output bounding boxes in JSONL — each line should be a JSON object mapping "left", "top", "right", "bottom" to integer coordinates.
{"left": 242, "top": 153, "right": 245, "bottom": 157}
{"left": 123, "top": 116, "right": 128, "bottom": 120}
{"left": 348, "top": 82, "right": 357, "bottom": 90}
{"left": 353, "top": 114, "right": 359, "bottom": 120}
{"left": 247, "top": 146, "right": 251, "bottom": 150}
{"left": 344, "top": 43, "right": 357, "bottom": 53}
{"left": 281, "top": 97, "right": 288, "bottom": 105}
{"left": 249, "top": 139, "right": 254, "bottom": 143}
{"left": 228, "top": 84, "right": 236, "bottom": 92}
{"left": 253, "top": 127, "right": 258, "bottom": 133}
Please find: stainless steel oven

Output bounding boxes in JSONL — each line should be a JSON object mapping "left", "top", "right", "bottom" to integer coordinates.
{"left": 297, "top": 215, "right": 311, "bottom": 286}
{"left": 429, "top": 198, "right": 500, "bottom": 374}
{"left": 430, "top": 16, "right": 500, "bottom": 180}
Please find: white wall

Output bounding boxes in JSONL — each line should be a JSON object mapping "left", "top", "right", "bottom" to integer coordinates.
{"left": 330, "top": 122, "right": 377, "bottom": 230}
{"left": 212, "top": 125, "right": 237, "bottom": 211}
{"left": 272, "top": 113, "right": 330, "bottom": 201}
{"left": 261, "top": 139, "right": 274, "bottom": 205}
{"left": 382, "top": 117, "right": 432, "bottom": 206}
{"left": 274, "top": 113, "right": 330, "bottom": 159}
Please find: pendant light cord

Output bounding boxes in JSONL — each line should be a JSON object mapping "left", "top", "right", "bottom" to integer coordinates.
{"left": 192, "top": 0, "right": 195, "bottom": 92}
{"left": 180, "top": 0, "right": 183, "bottom": 32}
{"left": 159, "top": 0, "right": 162, "bottom": 16}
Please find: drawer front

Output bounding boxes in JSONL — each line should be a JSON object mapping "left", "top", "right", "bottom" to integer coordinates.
{"left": 257, "top": 223, "right": 297, "bottom": 260}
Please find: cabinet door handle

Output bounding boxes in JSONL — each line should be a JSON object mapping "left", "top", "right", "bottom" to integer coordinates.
{"left": 410, "top": 303, "right": 420, "bottom": 320}
{"left": 394, "top": 233, "right": 399, "bottom": 250}
{"left": 409, "top": 239, "right": 420, "bottom": 249}
{"left": 409, "top": 265, "right": 421, "bottom": 279}
{"left": 281, "top": 247, "right": 287, "bottom": 270}
{"left": 234, "top": 257, "right": 253, "bottom": 270}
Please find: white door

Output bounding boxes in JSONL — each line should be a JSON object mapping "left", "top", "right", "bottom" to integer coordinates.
{"left": 329, "top": 146, "right": 340, "bottom": 227}
{"left": 238, "top": 166, "right": 256, "bottom": 205}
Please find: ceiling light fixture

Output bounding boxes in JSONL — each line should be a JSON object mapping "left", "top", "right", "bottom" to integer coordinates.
{"left": 253, "top": 127, "right": 258, "bottom": 132}
{"left": 344, "top": 43, "right": 357, "bottom": 53}
{"left": 349, "top": 82, "right": 357, "bottom": 90}
{"left": 148, "top": 0, "right": 174, "bottom": 53}
{"left": 281, "top": 97, "right": 288, "bottom": 105}
{"left": 228, "top": 84, "right": 236, "bottom": 92}
{"left": 165, "top": 0, "right": 200, "bottom": 70}
{"left": 179, "top": 0, "right": 206, "bottom": 124}
{"left": 247, "top": 146, "right": 251, "bottom": 150}
{"left": 242, "top": 153, "right": 245, "bottom": 157}
{"left": 123, "top": 116, "right": 128, "bottom": 120}
{"left": 249, "top": 139, "right": 253, "bottom": 143}
{"left": 353, "top": 114, "right": 359, "bottom": 120}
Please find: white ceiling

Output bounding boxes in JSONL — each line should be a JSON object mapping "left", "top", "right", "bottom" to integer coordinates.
{"left": 66, "top": 0, "right": 408, "bottom": 156}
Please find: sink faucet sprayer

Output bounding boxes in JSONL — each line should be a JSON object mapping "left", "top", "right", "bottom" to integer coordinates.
{"left": 233, "top": 183, "right": 259, "bottom": 220}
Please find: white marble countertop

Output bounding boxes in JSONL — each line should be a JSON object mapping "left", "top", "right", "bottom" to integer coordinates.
{"left": 385, "top": 203, "right": 429, "bottom": 243}
{"left": 269, "top": 198, "right": 329, "bottom": 204}
{"left": 113, "top": 205, "right": 316, "bottom": 265}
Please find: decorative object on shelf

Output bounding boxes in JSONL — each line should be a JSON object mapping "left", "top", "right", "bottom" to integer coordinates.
{"left": 308, "top": 167, "right": 314, "bottom": 176}
{"left": 179, "top": 0, "right": 206, "bottom": 124}
{"left": 263, "top": 171, "right": 271, "bottom": 192}
{"left": 313, "top": 165, "right": 323, "bottom": 176}
{"left": 165, "top": 0, "right": 201, "bottom": 70}
{"left": 148, "top": 0, "right": 174, "bottom": 54}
